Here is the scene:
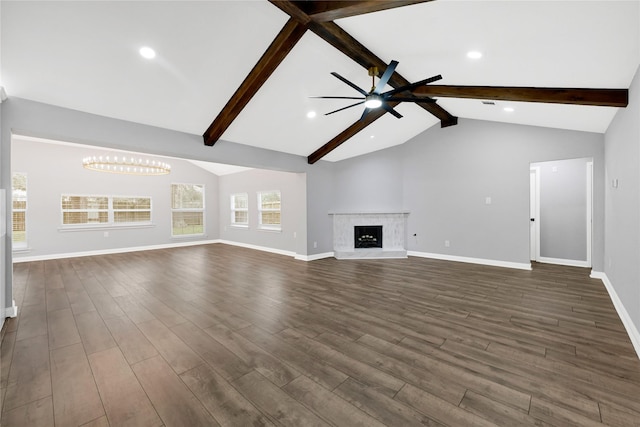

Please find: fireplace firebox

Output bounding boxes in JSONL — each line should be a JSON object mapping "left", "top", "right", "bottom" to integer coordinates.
{"left": 354, "top": 225, "right": 383, "bottom": 249}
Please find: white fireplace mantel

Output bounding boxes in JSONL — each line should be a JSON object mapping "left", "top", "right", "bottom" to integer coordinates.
{"left": 329, "top": 211, "right": 409, "bottom": 259}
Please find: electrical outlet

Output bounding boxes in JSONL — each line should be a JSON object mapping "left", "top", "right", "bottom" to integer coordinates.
{"left": 313, "top": 241, "right": 318, "bottom": 248}
{"left": 444, "top": 240, "right": 450, "bottom": 247}
{"left": 104, "top": 231, "right": 109, "bottom": 238}
{"left": 293, "top": 231, "right": 297, "bottom": 238}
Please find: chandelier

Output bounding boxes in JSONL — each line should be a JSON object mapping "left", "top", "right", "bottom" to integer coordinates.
{"left": 82, "top": 155, "right": 171, "bottom": 176}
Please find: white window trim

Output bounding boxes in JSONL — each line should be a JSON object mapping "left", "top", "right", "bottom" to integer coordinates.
{"left": 60, "top": 194, "right": 153, "bottom": 230}
{"left": 257, "top": 190, "right": 281, "bottom": 231}
{"left": 171, "top": 183, "right": 205, "bottom": 237}
{"left": 230, "top": 193, "right": 249, "bottom": 228}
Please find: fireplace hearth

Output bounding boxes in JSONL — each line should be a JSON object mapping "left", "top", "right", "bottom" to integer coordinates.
{"left": 354, "top": 225, "right": 383, "bottom": 249}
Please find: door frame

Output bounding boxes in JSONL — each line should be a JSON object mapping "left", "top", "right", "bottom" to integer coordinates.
{"left": 530, "top": 167, "right": 540, "bottom": 262}
{"left": 530, "top": 161, "right": 592, "bottom": 268}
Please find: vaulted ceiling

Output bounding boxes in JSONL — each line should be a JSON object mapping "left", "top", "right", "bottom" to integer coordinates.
{"left": 2, "top": 1, "right": 639, "bottom": 163}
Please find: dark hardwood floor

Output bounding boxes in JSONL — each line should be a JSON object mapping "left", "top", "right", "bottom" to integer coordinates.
{"left": 1, "top": 244, "right": 640, "bottom": 426}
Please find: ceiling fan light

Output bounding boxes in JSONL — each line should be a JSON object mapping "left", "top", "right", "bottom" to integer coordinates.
{"left": 364, "top": 95, "right": 382, "bottom": 109}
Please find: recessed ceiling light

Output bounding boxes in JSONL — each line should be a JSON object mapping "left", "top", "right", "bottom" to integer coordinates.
{"left": 370, "top": 135, "right": 375, "bottom": 139}
{"left": 503, "top": 107, "right": 515, "bottom": 112}
{"left": 467, "top": 51, "right": 482, "bottom": 59}
{"left": 139, "top": 46, "right": 156, "bottom": 59}
{"left": 306, "top": 111, "right": 317, "bottom": 119}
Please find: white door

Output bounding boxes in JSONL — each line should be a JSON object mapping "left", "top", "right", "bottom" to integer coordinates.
{"left": 529, "top": 168, "right": 539, "bottom": 261}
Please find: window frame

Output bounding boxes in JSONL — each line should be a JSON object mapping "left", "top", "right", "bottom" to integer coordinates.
{"left": 230, "top": 193, "right": 249, "bottom": 228}
{"left": 12, "top": 172, "right": 28, "bottom": 249}
{"left": 170, "top": 183, "right": 205, "bottom": 238}
{"left": 60, "top": 194, "right": 153, "bottom": 229}
{"left": 257, "top": 190, "right": 281, "bottom": 231}
{"left": 112, "top": 196, "right": 153, "bottom": 225}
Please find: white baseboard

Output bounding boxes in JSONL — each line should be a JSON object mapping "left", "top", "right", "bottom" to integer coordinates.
{"left": 538, "top": 256, "right": 590, "bottom": 268}
{"left": 216, "top": 240, "right": 296, "bottom": 258}
{"left": 590, "top": 271, "right": 640, "bottom": 360}
{"left": 11, "top": 238, "right": 330, "bottom": 264}
{"left": 295, "top": 252, "right": 334, "bottom": 261}
{"left": 6, "top": 300, "right": 18, "bottom": 318}
{"left": 408, "top": 251, "right": 532, "bottom": 271}
{"left": 12, "top": 239, "right": 222, "bottom": 263}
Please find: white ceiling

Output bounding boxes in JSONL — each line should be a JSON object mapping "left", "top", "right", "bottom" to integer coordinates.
{"left": 2, "top": 1, "right": 639, "bottom": 163}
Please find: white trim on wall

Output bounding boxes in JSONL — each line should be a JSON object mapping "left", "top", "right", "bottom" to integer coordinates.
{"left": 408, "top": 251, "right": 532, "bottom": 271}
{"left": 295, "top": 252, "right": 334, "bottom": 262}
{"left": 13, "top": 239, "right": 221, "bottom": 263}
{"left": 591, "top": 271, "right": 640, "bottom": 360}
{"left": 217, "top": 239, "right": 294, "bottom": 258}
{"left": 12, "top": 237, "right": 331, "bottom": 264}
{"left": 6, "top": 300, "right": 18, "bottom": 318}
{"left": 537, "top": 256, "right": 590, "bottom": 268}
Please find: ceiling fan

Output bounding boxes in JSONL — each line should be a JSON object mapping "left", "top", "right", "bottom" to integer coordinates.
{"left": 314, "top": 60, "right": 441, "bottom": 121}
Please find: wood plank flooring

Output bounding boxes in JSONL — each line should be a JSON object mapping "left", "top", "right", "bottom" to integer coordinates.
{"left": 2, "top": 244, "right": 640, "bottom": 426}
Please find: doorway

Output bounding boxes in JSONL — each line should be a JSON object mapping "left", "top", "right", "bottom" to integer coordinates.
{"left": 530, "top": 158, "right": 593, "bottom": 267}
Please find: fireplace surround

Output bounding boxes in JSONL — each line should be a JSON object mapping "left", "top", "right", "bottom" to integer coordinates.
{"left": 329, "top": 211, "right": 409, "bottom": 259}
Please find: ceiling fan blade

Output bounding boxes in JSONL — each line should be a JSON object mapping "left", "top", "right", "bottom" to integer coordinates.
{"left": 384, "top": 74, "right": 443, "bottom": 97}
{"left": 358, "top": 107, "right": 370, "bottom": 122}
{"left": 325, "top": 101, "right": 365, "bottom": 116}
{"left": 330, "top": 72, "right": 369, "bottom": 96}
{"left": 381, "top": 102, "right": 403, "bottom": 119}
{"left": 386, "top": 96, "right": 436, "bottom": 103}
{"left": 373, "top": 60, "right": 399, "bottom": 94}
{"left": 310, "top": 96, "right": 365, "bottom": 100}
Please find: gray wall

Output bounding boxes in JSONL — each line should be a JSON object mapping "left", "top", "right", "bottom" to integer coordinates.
{"left": 218, "top": 168, "right": 306, "bottom": 255}
{"left": 332, "top": 145, "right": 404, "bottom": 212}
{"left": 534, "top": 158, "right": 590, "bottom": 262}
{"left": 11, "top": 138, "right": 219, "bottom": 259}
{"left": 332, "top": 119, "right": 605, "bottom": 268}
{"left": 604, "top": 63, "right": 640, "bottom": 337}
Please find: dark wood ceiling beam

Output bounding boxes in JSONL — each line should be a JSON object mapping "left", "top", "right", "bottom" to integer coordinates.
{"left": 291, "top": 0, "right": 433, "bottom": 22}
{"left": 203, "top": 18, "right": 307, "bottom": 146}
{"left": 413, "top": 85, "right": 629, "bottom": 107}
{"left": 308, "top": 102, "right": 400, "bottom": 164}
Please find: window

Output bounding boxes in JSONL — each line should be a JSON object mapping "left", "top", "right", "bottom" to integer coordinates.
{"left": 12, "top": 172, "right": 27, "bottom": 248}
{"left": 258, "top": 190, "right": 281, "bottom": 230}
{"left": 113, "top": 197, "right": 152, "bottom": 223}
{"left": 61, "top": 195, "right": 151, "bottom": 227}
{"left": 171, "top": 183, "right": 204, "bottom": 236}
{"left": 230, "top": 193, "right": 248, "bottom": 227}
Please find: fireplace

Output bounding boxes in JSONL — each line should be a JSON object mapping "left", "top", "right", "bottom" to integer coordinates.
{"left": 354, "top": 225, "right": 383, "bottom": 249}
{"left": 330, "top": 211, "right": 408, "bottom": 259}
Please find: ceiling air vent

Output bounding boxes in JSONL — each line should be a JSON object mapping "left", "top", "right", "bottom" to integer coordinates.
{"left": 481, "top": 101, "right": 496, "bottom": 105}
